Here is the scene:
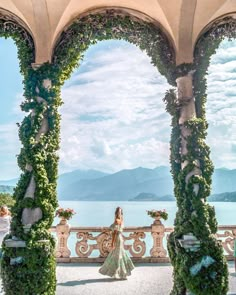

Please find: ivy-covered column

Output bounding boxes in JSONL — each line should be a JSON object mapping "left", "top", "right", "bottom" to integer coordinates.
{"left": 166, "top": 69, "right": 228, "bottom": 295}
{"left": 1, "top": 63, "right": 61, "bottom": 295}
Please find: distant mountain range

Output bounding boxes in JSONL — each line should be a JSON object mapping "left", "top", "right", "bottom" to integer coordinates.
{"left": 0, "top": 178, "right": 18, "bottom": 187}
{"left": 208, "top": 191, "right": 236, "bottom": 202}
{"left": 129, "top": 192, "right": 175, "bottom": 202}
{"left": 0, "top": 185, "right": 14, "bottom": 194}
{"left": 57, "top": 166, "right": 173, "bottom": 201}
{"left": 129, "top": 191, "right": 236, "bottom": 202}
{"left": 57, "top": 169, "right": 109, "bottom": 198}
{"left": 1, "top": 167, "right": 236, "bottom": 201}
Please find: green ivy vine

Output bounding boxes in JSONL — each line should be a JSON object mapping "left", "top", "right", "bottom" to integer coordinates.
{"left": 164, "top": 15, "right": 236, "bottom": 295}
{"left": 0, "top": 14, "right": 59, "bottom": 295}
{"left": 1, "top": 7, "right": 233, "bottom": 295}
{"left": 0, "top": 9, "right": 176, "bottom": 295}
{"left": 1, "top": 64, "right": 63, "bottom": 294}
{"left": 53, "top": 10, "right": 176, "bottom": 85}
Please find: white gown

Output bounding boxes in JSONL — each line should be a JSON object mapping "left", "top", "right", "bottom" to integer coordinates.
{"left": 0, "top": 215, "right": 11, "bottom": 246}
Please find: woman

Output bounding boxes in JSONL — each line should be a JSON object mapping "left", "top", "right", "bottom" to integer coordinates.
{"left": 0, "top": 205, "right": 11, "bottom": 247}
{"left": 99, "top": 207, "right": 134, "bottom": 279}
{"left": 234, "top": 238, "right": 236, "bottom": 272}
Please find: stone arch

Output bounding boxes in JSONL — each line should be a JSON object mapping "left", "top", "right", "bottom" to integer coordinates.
{"left": 0, "top": 8, "right": 35, "bottom": 74}
{"left": 52, "top": 8, "right": 176, "bottom": 85}
{"left": 193, "top": 13, "right": 236, "bottom": 118}
{"left": 194, "top": 13, "right": 236, "bottom": 56}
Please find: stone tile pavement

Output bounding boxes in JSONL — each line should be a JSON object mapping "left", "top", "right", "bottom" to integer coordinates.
{"left": 56, "top": 262, "right": 236, "bottom": 295}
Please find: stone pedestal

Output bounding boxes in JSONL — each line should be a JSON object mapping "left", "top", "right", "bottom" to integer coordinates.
{"left": 150, "top": 217, "right": 167, "bottom": 257}
{"left": 55, "top": 218, "right": 71, "bottom": 258}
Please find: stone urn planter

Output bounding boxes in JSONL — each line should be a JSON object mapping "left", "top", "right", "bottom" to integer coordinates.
{"left": 147, "top": 209, "right": 168, "bottom": 224}
{"left": 59, "top": 217, "right": 68, "bottom": 225}
{"left": 153, "top": 213, "right": 162, "bottom": 224}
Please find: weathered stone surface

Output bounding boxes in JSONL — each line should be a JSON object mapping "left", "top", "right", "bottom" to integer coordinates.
{"left": 56, "top": 219, "right": 71, "bottom": 258}
{"left": 25, "top": 163, "right": 33, "bottom": 172}
{"left": 24, "top": 175, "right": 36, "bottom": 199}
{"left": 43, "top": 78, "right": 51, "bottom": 89}
{"left": 176, "top": 74, "right": 196, "bottom": 125}
{"left": 4, "top": 239, "right": 26, "bottom": 248}
{"left": 21, "top": 207, "right": 42, "bottom": 225}
{"left": 150, "top": 219, "right": 167, "bottom": 258}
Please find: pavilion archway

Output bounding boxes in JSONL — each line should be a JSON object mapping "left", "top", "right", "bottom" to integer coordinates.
{"left": 1, "top": 7, "right": 177, "bottom": 295}
{"left": 1, "top": 6, "right": 232, "bottom": 295}
{"left": 0, "top": 9, "right": 59, "bottom": 295}
{"left": 164, "top": 14, "right": 236, "bottom": 295}
{"left": 52, "top": 8, "right": 229, "bottom": 295}
{"left": 52, "top": 8, "right": 177, "bottom": 200}
{"left": 52, "top": 9, "right": 176, "bottom": 83}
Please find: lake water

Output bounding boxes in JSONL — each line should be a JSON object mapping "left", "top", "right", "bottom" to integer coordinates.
{"left": 55, "top": 201, "right": 236, "bottom": 226}
{"left": 53, "top": 201, "right": 236, "bottom": 257}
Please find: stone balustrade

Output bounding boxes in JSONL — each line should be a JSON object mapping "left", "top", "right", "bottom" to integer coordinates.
{"left": 50, "top": 219, "right": 236, "bottom": 263}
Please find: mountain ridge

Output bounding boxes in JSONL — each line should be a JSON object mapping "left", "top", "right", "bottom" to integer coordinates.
{"left": 1, "top": 166, "right": 236, "bottom": 201}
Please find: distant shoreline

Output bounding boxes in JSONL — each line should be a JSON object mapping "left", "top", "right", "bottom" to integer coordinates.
{"left": 58, "top": 199, "right": 236, "bottom": 202}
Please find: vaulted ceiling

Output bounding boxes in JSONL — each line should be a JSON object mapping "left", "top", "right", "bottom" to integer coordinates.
{"left": 0, "top": 0, "right": 235, "bottom": 64}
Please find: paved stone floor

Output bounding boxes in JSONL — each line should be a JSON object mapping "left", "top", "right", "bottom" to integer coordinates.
{"left": 56, "top": 262, "right": 236, "bottom": 295}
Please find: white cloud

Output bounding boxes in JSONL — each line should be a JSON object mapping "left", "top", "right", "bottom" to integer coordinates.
{"left": 206, "top": 39, "right": 236, "bottom": 168}
{"left": 5, "top": 37, "right": 236, "bottom": 179}
{"left": 59, "top": 41, "right": 171, "bottom": 173}
{"left": 0, "top": 122, "right": 22, "bottom": 179}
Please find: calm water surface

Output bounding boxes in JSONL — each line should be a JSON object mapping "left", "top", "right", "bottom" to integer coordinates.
{"left": 55, "top": 201, "right": 236, "bottom": 226}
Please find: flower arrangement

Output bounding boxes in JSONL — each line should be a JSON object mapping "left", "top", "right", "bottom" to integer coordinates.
{"left": 55, "top": 208, "right": 76, "bottom": 220}
{"left": 147, "top": 209, "right": 168, "bottom": 220}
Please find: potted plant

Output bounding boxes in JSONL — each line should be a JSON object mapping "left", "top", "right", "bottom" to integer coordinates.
{"left": 147, "top": 209, "right": 168, "bottom": 222}
{"left": 55, "top": 208, "right": 76, "bottom": 224}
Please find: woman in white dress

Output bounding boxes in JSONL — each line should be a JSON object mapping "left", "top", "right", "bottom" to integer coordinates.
{"left": 99, "top": 207, "right": 134, "bottom": 279}
{"left": 0, "top": 206, "right": 11, "bottom": 249}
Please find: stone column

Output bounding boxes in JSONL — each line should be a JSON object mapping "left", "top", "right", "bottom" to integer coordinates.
{"left": 2, "top": 62, "right": 58, "bottom": 295}
{"left": 21, "top": 66, "right": 51, "bottom": 231}
{"left": 169, "top": 71, "right": 201, "bottom": 295}
{"left": 169, "top": 70, "right": 229, "bottom": 295}
{"left": 176, "top": 72, "right": 201, "bottom": 194}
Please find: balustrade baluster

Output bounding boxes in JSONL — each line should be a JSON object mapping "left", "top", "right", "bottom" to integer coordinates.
{"left": 50, "top": 225, "right": 236, "bottom": 262}
{"left": 55, "top": 219, "right": 71, "bottom": 258}
{"left": 150, "top": 218, "right": 167, "bottom": 258}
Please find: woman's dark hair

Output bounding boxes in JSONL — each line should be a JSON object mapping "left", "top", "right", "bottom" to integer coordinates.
{"left": 115, "top": 207, "right": 123, "bottom": 219}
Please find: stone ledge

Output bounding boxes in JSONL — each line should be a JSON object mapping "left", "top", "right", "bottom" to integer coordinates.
{"left": 55, "top": 256, "right": 235, "bottom": 263}
{"left": 56, "top": 257, "right": 171, "bottom": 263}
{"left": 4, "top": 239, "right": 26, "bottom": 248}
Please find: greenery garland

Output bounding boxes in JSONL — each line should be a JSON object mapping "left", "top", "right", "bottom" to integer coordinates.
{"left": 164, "top": 15, "right": 236, "bottom": 295}
{"left": 53, "top": 10, "right": 176, "bottom": 85}
{"left": 0, "top": 9, "right": 176, "bottom": 294}
{"left": 0, "top": 13, "right": 34, "bottom": 74}
{"left": 1, "top": 62, "right": 61, "bottom": 294}
{"left": 1, "top": 8, "right": 234, "bottom": 295}
{"left": 0, "top": 14, "right": 59, "bottom": 295}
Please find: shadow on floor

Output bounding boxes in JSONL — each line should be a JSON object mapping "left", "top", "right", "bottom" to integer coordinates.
{"left": 57, "top": 278, "right": 124, "bottom": 286}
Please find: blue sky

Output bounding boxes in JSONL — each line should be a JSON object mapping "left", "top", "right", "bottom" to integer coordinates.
{"left": 0, "top": 37, "right": 236, "bottom": 179}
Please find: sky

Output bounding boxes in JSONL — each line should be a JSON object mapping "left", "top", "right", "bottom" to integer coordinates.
{"left": 0, "top": 38, "right": 236, "bottom": 179}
